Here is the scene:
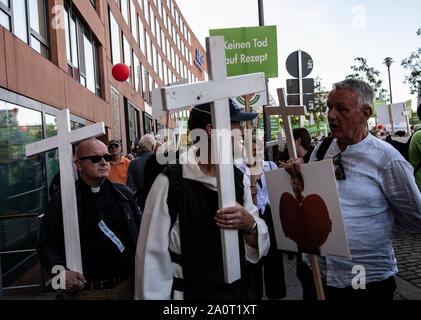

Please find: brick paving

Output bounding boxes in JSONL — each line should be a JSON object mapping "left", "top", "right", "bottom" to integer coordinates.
{"left": 392, "top": 227, "right": 421, "bottom": 292}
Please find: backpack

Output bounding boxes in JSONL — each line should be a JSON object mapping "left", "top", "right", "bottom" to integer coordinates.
{"left": 140, "top": 152, "right": 245, "bottom": 228}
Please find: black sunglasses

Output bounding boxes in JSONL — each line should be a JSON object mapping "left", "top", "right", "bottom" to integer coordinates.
{"left": 78, "top": 153, "right": 112, "bottom": 163}
{"left": 108, "top": 144, "right": 120, "bottom": 148}
{"left": 333, "top": 153, "right": 346, "bottom": 180}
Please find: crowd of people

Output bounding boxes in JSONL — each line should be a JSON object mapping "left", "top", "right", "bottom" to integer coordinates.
{"left": 37, "top": 78, "right": 421, "bottom": 301}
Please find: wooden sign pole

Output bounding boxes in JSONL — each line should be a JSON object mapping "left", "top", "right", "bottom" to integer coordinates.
{"left": 265, "top": 89, "right": 326, "bottom": 300}
{"left": 388, "top": 104, "right": 395, "bottom": 135}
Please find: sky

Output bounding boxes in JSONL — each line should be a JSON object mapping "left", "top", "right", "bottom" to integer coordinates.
{"left": 177, "top": 0, "right": 421, "bottom": 110}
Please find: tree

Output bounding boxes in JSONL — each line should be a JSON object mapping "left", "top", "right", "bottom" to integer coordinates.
{"left": 346, "top": 57, "right": 389, "bottom": 99}
{"left": 401, "top": 28, "right": 421, "bottom": 94}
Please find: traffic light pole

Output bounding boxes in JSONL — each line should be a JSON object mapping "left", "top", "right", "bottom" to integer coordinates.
{"left": 258, "top": 0, "right": 273, "bottom": 161}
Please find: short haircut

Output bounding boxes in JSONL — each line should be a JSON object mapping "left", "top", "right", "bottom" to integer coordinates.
{"left": 333, "top": 79, "right": 375, "bottom": 109}
{"left": 138, "top": 134, "right": 156, "bottom": 152}
{"left": 293, "top": 128, "right": 312, "bottom": 151}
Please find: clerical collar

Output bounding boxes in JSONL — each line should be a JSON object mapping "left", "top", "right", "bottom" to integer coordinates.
{"left": 91, "top": 186, "right": 101, "bottom": 193}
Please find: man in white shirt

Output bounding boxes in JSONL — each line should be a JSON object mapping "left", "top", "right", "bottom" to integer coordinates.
{"left": 285, "top": 78, "right": 421, "bottom": 300}
{"left": 134, "top": 101, "right": 270, "bottom": 300}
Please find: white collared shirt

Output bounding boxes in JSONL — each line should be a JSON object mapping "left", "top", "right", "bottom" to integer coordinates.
{"left": 303, "top": 133, "right": 421, "bottom": 288}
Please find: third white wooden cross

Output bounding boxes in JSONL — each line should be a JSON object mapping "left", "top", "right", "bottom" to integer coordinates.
{"left": 152, "top": 36, "right": 266, "bottom": 283}
{"left": 26, "top": 109, "right": 105, "bottom": 274}
{"left": 265, "top": 88, "right": 306, "bottom": 158}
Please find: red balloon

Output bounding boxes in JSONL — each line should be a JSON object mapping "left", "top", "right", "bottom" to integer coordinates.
{"left": 378, "top": 125, "right": 383, "bottom": 130}
{"left": 112, "top": 63, "right": 130, "bottom": 82}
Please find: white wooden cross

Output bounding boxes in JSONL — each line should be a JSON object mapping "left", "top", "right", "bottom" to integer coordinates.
{"left": 265, "top": 88, "right": 306, "bottom": 158}
{"left": 152, "top": 36, "right": 266, "bottom": 283}
{"left": 26, "top": 109, "right": 105, "bottom": 274}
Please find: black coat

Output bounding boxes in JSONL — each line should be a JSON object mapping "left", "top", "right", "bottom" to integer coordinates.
{"left": 37, "top": 179, "right": 141, "bottom": 278}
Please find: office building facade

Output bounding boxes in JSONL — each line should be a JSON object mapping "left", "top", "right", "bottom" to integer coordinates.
{"left": 0, "top": 0, "right": 207, "bottom": 294}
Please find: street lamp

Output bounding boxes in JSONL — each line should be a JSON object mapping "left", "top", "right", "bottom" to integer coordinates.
{"left": 384, "top": 57, "right": 393, "bottom": 103}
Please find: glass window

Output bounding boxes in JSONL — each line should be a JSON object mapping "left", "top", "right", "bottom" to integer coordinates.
{"left": 111, "top": 88, "right": 122, "bottom": 141}
{"left": 0, "top": 0, "right": 9, "bottom": 7}
{"left": 0, "top": 9, "right": 10, "bottom": 30}
{"left": 29, "top": 0, "right": 47, "bottom": 39}
{"left": 12, "top": 0, "right": 28, "bottom": 43}
{"left": 133, "top": 51, "right": 140, "bottom": 93}
{"left": 143, "top": 111, "right": 153, "bottom": 134}
{"left": 109, "top": 9, "right": 121, "bottom": 64}
{"left": 145, "top": 31, "right": 151, "bottom": 65}
{"left": 123, "top": 34, "right": 132, "bottom": 84}
{"left": 31, "top": 36, "right": 48, "bottom": 57}
{"left": 121, "top": 0, "right": 129, "bottom": 25}
{"left": 126, "top": 101, "right": 139, "bottom": 151}
{"left": 64, "top": 9, "right": 71, "bottom": 63}
{"left": 83, "top": 34, "right": 96, "bottom": 93}
{"left": 130, "top": 0, "right": 138, "bottom": 42}
{"left": 70, "top": 15, "right": 79, "bottom": 76}
{"left": 0, "top": 102, "right": 45, "bottom": 220}
{"left": 138, "top": 16, "right": 145, "bottom": 54}
{"left": 145, "top": 2, "right": 149, "bottom": 25}
{"left": 141, "top": 64, "right": 146, "bottom": 98}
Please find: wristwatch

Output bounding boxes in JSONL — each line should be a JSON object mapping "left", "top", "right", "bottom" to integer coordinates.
{"left": 245, "top": 221, "right": 257, "bottom": 234}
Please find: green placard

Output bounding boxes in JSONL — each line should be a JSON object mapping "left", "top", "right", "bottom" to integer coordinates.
{"left": 209, "top": 26, "right": 278, "bottom": 78}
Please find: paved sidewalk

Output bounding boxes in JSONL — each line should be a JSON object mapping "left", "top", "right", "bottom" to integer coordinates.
{"left": 392, "top": 227, "right": 421, "bottom": 300}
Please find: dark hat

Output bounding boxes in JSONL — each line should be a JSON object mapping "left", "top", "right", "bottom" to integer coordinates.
{"left": 189, "top": 99, "right": 259, "bottom": 124}
{"left": 108, "top": 140, "right": 121, "bottom": 147}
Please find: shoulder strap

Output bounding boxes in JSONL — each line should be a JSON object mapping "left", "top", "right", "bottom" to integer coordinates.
{"left": 316, "top": 137, "right": 334, "bottom": 161}
{"left": 166, "top": 164, "right": 183, "bottom": 229}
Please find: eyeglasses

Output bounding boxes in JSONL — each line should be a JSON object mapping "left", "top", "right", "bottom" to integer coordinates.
{"left": 78, "top": 154, "right": 112, "bottom": 163}
{"left": 333, "top": 153, "right": 346, "bottom": 180}
{"left": 108, "top": 144, "right": 120, "bottom": 149}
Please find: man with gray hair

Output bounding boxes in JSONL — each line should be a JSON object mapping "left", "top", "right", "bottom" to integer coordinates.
{"left": 126, "top": 134, "right": 156, "bottom": 210}
{"left": 285, "top": 78, "right": 421, "bottom": 300}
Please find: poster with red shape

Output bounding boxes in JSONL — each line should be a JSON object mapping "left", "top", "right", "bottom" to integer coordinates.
{"left": 266, "top": 159, "right": 351, "bottom": 259}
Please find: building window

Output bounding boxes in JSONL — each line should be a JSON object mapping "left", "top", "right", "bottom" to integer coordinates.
{"left": 130, "top": 0, "right": 138, "bottom": 43}
{"left": 0, "top": 0, "right": 49, "bottom": 59}
{"left": 133, "top": 51, "right": 141, "bottom": 93}
{"left": 143, "top": 110, "right": 153, "bottom": 134}
{"left": 121, "top": 0, "right": 129, "bottom": 25}
{"left": 65, "top": 3, "right": 101, "bottom": 96}
{"left": 0, "top": 93, "right": 85, "bottom": 286}
{"left": 111, "top": 87, "right": 122, "bottom": 141}
{"left": 125, "top": 99, "right": 140, "bottom": 153}
{"left": 109, "top": 9, "right": 121, "bottom": 64}
{"left": 122, "top": 33, "right": 132, "bottom": 85}
{"left": 138, "top": 16, "right": 145, "bottom": 54}
{"left": 90, "top": 0, "right": 96, "bottom": 8}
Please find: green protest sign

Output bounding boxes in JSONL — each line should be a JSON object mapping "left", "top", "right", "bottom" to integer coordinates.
{"left": 372, "top": 100, "right": 387, "bottom": 118}
{"left": 209, "top": 26, "right": 278, "bottom": 78}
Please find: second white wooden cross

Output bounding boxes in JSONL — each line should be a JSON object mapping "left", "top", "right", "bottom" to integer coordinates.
{"left": 265, "top": 88, "right": 306, "bottom": 159}
{"left": 152, "top": 36, "right": 266, "bottom": 283}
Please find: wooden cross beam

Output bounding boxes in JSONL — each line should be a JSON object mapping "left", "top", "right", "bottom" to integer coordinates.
{"left": 26, "top": 109, "right": 105, "bottom": 274}
{"left": 152, "top": 36, "right": 266, "bottom": 283}
{"left": 265, "top": 88, "right": 306, "bottom": 158}
{"left": 265, "top": 131, "right": 285, "bottom": 150}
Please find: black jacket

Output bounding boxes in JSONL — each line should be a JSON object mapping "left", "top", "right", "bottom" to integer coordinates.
{"left": 37, "top": 179, "right": 141, "bottom": 277}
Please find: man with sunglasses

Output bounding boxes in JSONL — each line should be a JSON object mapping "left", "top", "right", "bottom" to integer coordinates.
{"left": 285, "top": 79, "right": 421, "bottom": 300}
{"left": 107, "top": 140, "right": 131, "bottom": 184}
{"left": 38, "top": 138, "right": 141, "bottom": 300}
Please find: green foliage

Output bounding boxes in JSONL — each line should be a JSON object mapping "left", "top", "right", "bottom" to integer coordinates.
{"left": 346, "top": 57, "right": 389, "bottom": 99}
{"left": 401, "top": 28, "right": 421, "bottom": 94}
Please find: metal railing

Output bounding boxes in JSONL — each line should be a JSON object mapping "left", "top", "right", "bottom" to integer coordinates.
{"left": 0, "top": 213, "right": 45, "bottom": 299}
